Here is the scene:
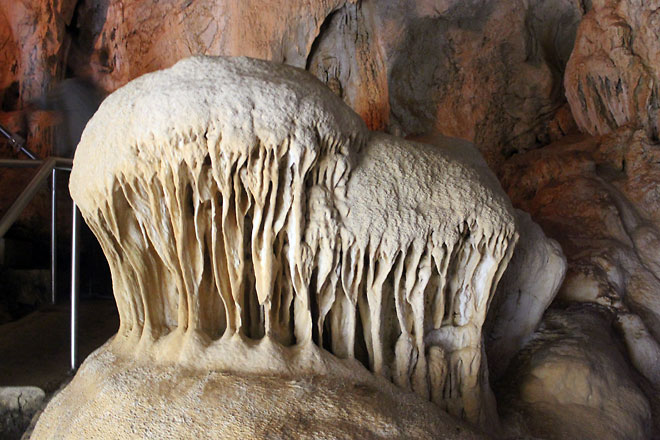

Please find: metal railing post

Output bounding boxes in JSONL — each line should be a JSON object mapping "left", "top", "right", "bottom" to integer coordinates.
{"left": 70, "top": 202, "right": 80, "bottom": 371}
{"left": 51, "top": 168, "right": 57, "bottom": 304}
{"left": 0, "top": 157, "right": 77, "bottom": 368}
{"left": 0, "top": 158, "right": 56, "bottom": 238}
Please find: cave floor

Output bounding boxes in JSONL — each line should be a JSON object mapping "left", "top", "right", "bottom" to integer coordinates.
{"left": 0, "top": 299, "right": 119, "bottom": 393}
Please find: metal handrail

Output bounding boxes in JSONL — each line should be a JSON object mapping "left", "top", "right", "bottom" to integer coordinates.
{"left": 0, "top": 159, "right": 44, "bottom": 168}
{"left": 0, "top": 156, "right": 80, "bottom": 370}
{"left": 0, "top": 123, "right": 39, "bottom": 160}
{"left": 0, "top": 157, "right": 72, "bottom": 237}
{"left": 0, "top": 158, "right": 72, "bottom": 169}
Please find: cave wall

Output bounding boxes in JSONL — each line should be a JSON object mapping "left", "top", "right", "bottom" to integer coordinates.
{"left": 2, "top": 0, "right": 660, "bottom": 438}
{"left": 1, "top": 0, "right": 586, "bottom": 169}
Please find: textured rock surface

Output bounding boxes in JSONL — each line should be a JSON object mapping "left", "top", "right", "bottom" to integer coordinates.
{"left": 376, "top": 0, "right": 582, "bottom": 167}
{"left": 3, "top": 1, "right": 660, "bottom": 438}
{"left": 31, "top": 56, "right": 517, "bottom": 438}
{"left": 0, "top": 386, "right": 45, "bottom": 440}
{"left": 486, "top": 209, "right": 566, "bottom": 380}
{"left": 565, "top": 0, "right": 660, "bottom": 137}
{"left": 501, "top": 129, "right": 660, "bottom": 340}
{"left": 0, "top": 0, "right": 77, "bottom": 156}
{"left": 0, "top": 0, "right": 583, "bottom": 169}
{"left": 616, "top": 312, "right": 660, "bottom": 386}
{"left": 499, "top": 306, "right": 652, "bottom": 440}
{"left": 32, "top": 345, "right": 484, "bottom": 440}
{"left": 69, "top": 0, "right": 352, "bottom": 90}
{"left": 500, "top": 127, "right": 660, "bottom": 436}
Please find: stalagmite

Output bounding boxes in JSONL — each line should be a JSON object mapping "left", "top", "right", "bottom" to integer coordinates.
{"left": 31, "top": 56, "right": 518, "bottom": 439}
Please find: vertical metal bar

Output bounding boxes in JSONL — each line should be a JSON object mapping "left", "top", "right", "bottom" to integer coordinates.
{"left": 71, "top": 202, "right": 80, "bottom": 371}
{"left": 51, "top": 169, "right": 57, "bottom": 304}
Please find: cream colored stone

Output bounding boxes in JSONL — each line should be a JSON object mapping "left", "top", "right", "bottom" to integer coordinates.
{"left": 32, "top": 56, "right": 518, "bottom": 438}
{"left": 499, "top": 306, "right": 652, "bottom": 440}
{"left": 486, "top": 209, "right": 567, "bottom": 380}
{"left": 32, "top": 345, "right": 484, "bottom": 440}
{"left": 345, "top": 132, "right": 516, "bottom": 427}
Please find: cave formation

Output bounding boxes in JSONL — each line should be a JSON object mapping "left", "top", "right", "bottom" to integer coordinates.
{"left": 1, "top": 1, "right": 660, "bottom": 440}
{"left": 29, "top": 56, "right": 515, "bottom": 438}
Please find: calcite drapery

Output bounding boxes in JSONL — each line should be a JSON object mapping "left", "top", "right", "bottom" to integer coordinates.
{"left": 33, "top": 56, "right": 517, "bottom": 438}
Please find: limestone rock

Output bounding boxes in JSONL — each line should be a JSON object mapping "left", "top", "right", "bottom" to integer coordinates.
{"left": 499, "top": 306, "right": 652, "bottom": 440}
{"left": 305, "top": 1, "right": 389, "bottom": 130}
{"left": 345, "top": 132, "right": 515, "bottom": 427}
{"left": 380, "top": 0, "right": 582, "bottom": 167}
{"left": 0, "top": 386, "right": 45, "bottom": 440}
{"left": 0, "top": 0, "right": 77, "bottom": 156}
{"left": 500, "top": 128, "right": 660, "bottom": 338}
{"left": 486, "top": 209, "right": 567, "bottom": 380}
{"left": 565, "top": 0, "right": 660, "bottom": 137}
{"left": 307, "top": 0, "right": 584, "bottom": 166}
{"left": 499, "top": 127, "right": 660, "bottom": 436}
{"left": 32, "top": 345, "right": 484, "bottom": 440}
{"left": 8, "top": 0, "right": 581, "bottom": 170}
{"left": 616, "top": 312, "right": 660, "bottom": 386}
{"left": 32, "top": 56, "right": 518, "bottom": 438}
{"left": 69, "top": 0, "right": 353, "bottom": 92}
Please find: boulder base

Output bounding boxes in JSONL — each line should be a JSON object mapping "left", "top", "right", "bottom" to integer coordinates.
{"left": 31, "top": 342, "right": 483, "bottom": 440}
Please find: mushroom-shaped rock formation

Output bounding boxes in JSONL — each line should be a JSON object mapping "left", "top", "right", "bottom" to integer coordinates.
{"left": 32, "top": 56, "right": 517, "bottom": 439}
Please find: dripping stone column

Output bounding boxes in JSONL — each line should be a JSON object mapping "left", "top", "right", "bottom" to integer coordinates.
{"left": 31, "top": 56, "right": 516, "bottom": 439}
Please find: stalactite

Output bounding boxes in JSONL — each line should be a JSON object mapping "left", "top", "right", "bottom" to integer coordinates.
{"left": 70, "top": 56, "right": 517, "bottom": 426}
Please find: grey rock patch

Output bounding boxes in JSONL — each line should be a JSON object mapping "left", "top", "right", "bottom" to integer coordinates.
{"left": 0, "top": 386, "right": 45, "bottom": 440}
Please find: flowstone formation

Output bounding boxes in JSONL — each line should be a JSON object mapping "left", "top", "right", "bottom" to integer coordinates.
{"left": 31, "top": 56, "right": 517, "bottom": 439}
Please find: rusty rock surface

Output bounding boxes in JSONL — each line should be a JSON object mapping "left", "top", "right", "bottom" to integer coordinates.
{"left": 0, "top": 0, "right": 78, "bottom": 156}
{"left": 565, "top": 0, "right": 660, "bottom": 138}
{"left": 1, "top": 0, "right": 584, "bottom": 170}
{"left": 499, "top": 127, "right": 660, "bottom": 436}
{"left": 501, "top": 128, "right": 660, "bottom": 340}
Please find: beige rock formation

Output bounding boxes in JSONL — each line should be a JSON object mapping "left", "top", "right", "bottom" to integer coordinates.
{"left": 499, "top": 127, "right": 660, "bottom": 436}
{"left": 486, "top": 209, "right": 567, "bottom": 380}
{"left": 616, "top": 312, "right": 660, "bottom": 386}
{"left": 30, "top": 56, "right": 518, "bottom": 438}
{"left": 501, "top": 129, "right": 660, "bottom": 340}
{"left": 33, "top": 345, "right": 485, "bottom": 440}
{"left": 4, "top": 1, "right": 659, "bottom": 438}
{"left": 499, "top": 306, "right": 652, "bottom": 440}
{"left": 565, "top": 0, "right": 660, "bottom": 137}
